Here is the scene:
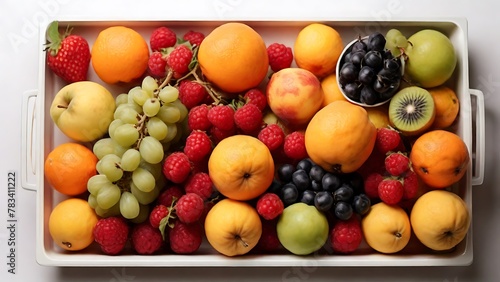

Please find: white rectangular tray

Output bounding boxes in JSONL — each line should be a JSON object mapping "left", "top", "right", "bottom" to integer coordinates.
{"left": 21, "top": 18, "right": 485, "bottom": 267}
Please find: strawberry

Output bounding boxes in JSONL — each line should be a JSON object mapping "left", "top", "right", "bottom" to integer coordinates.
{"left": 45, "top": 21, "right": 90, "bottom": 83}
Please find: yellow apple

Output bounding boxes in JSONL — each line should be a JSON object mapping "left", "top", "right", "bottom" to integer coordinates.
{"left": 361, "top": 202, "right": 411, "bottom": 254}
{"left": 50, "top": 81, "right": 115, "bottom": 142}
{"left": 410, "top": 190, "right": 470, "bottom": 251}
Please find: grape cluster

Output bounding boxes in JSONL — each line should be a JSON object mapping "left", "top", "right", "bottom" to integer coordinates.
{"left": 87, "top": 76, "right": 188, "bottom": 220}
{"left": 338, "top": 32, "right": 402, "bottom": 105}
{"left": 271, "top": 158, "right": 371, "bottom": 221}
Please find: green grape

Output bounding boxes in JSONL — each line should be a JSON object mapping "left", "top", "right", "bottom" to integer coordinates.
{"left": 120, "top": 148, "right": 141, "bottom": 172}
{"left": 96, "top": 159, "right": 102, "bottom": 175}
{"left": 141, "top": 76, "right": 159, "bottom": 95}
{"left": 95, "top": 202, "right": 121, "bottom": 218}
{"left": 157, "top": 104, "right": 181, "bottom": 124}
{"left": 139, "top": 160, "right": 163, "bottom": 180}
{"left": 385, "top": 28, "right": 408, "bottom": 57}
{"left": 143, "top": 97, "right": 161, "bottom": 117}
{"left": 171, "top": 123, "right": 186, "bottom": 144}
{"left": 115, "top": 93, "right": 129, "bottom": 107}
{"left": 114, "top": 104, "right": 140, "bottom": 124}
{"left": 130, "top": 86, "right": 151, "bottom": 106}
{"left": 161, "top": 123, "right": 178, "bottom": 143}
{"left": 146, "top": 117, "right": 168, "bottom": 141}
{"left": 158, "top": 85, "right": 179, "bottom": 104}
{"left": 139, "top": 136, "right": 164, "bottom": 164}
{"left": 120, "top": 191, "right": 140, "bottom": 219}
{"left": 108, "top": 119, "right": 124, "bottom": 141}
{"left": 99, "top": 154, "right": 123, "bottom": 182}
{"left": 93, "top": 137, "right": 127, "bottom": 159}
{"left": 130, "top": 182, "right": 159, "bottom": 205}
{"left": 171, "top": 99, "right": 188, "bottom": 121}
{"left": 88, "top": 194, "right": 98, "bottom": 209}
{"left": 113, "top": 123, "right": 139, "bottom": 148}
{"left": 96, "top": 182, "right": 121, "bottom": 209}
{"left": 132, "top": 167, "right": 156, "bottom": 192}
{"left": 87, "top": 174, "right": 111, "bottom": 195}
{"left": 129, "top": 204, "right": 150, "bottom": 224}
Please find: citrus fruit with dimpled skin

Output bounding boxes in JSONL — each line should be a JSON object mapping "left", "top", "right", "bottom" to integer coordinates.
{"left": 208, "top": 135, "right": 275, "bottom": 201}
{"left": 49, "top": 198, "right": 99, "bottom": 251}
{"left": 428, "top": 86, "right": 460, "bottom": 129}
{"left": 305, "top": 100, "right": 376, "bottom": 173}
{"left": 197, "top": 22, "right": 269, "bottom": 95}
{"left": 320, "top": 73, "right": 346, "bottom": 107}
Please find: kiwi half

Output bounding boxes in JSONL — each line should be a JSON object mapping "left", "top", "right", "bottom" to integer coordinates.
{"left": 388, "top": 86, "right": 436, "bottom": 136}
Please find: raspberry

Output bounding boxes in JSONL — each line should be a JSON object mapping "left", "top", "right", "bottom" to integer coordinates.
{"left": 402, "top": 170, "right": 419, "bottom": 200}
{"left": 267, "top": 43, "right": 293, "bottom": 72}
{"left": 330, "top": 216, "right": 363, "bottom": 254}
{"left": 93, "top": 217, "right": 129, "bottom": 255}
{"left": 130, "top": 222, "right": 163, "bottom": 255}
{"left": 150, "top": 27, "right": 177, "bottom": 52}
{"left": 175, "top": 193, "right": 205, "bottom": 223}
{"left": 254, "top": 219, "right": 281, "bottom": 252}
{"left": 188, "top": 104, "right": 212, "bottom": 131}
{"left": 258, "top": 124, "right": 285, "bottom": 151}
{"left": 157, "top": 185, "right": 184, "bottom": 207}
{"left": 375, "top": 127, "right": 401, "bottom": 154}
{"left": 169, "top": 220, "right": 203, "bottom": 254}
{"left": 208, "top": 105, "right": 235, "bottom": 131}
{"left": 210, "top": 125, "right": 236, "bottom": 144}
{"left": 385, "top": 152, "right": 410, "bottom": 176}
{"left": 234, "top": 103, "right": 263, "bottom": 134}
{"left": 283, "top": 131, "right": 308, "bottom": 160}
{"left": 178, "top": 80, "right": 208, "bottom": 109}
{"left": 183, "top": 130, "right": 212, "bottom": 162}
{"left": 183, "top": 30, "right": 205, "bottom": 47}
{"left": 244, "top": 88, "right": 267, "bottom": 111}
{"left": 162, "top": 152, "right": 192, "bottom": 184}
{"left": 147, "top": 51, "right": 167, "bottom": 78}
{"left": 378, "top": 178, "right": 404, "bottom": 205}
{"left": 167, "top": 44, "right": 193, "bottom": 79}
{"left": 363, "top": 172, "right": 383, "bottom": 199}
{"left": 256, "top": 193, "right": 284, "bottom": 220}
{"left": 149, "top": 204, "right": 170, "bottom": 229}
{"left": 184, "top": 172, "right": 213, "bottom": 200}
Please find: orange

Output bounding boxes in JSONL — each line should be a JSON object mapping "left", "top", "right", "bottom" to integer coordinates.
{"left": 49, "top": 198, "right": 99, "bottom": 251}
{"left": 91, "top": 26, "right": 149, "bottom": 84}
{"left": 294, "top": 23, "right": 343, "bottom": 78}
{"left": 45, "top": 142, "right": 98, "bottom": 196}
{"left": 198, "top": 22, "right": 269, "bottom": 95}
{"left": 428, "top": 86, "right": 460, "bottom": 129}
{"left": 305, "top": 100, "right": 376, "bottom": 173}
{"left": 320, "top": 73, "right": 346, "bottom": 107}
{"left": 410, "top": 130, "right": 470, "bottom": 188}
{"left": 208, "top": 135, "right": 274, "bottom": 201}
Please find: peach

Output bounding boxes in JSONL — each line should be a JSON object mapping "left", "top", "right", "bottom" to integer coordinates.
{"left": 266, "top": 68, "right": 324, "bottom": 126}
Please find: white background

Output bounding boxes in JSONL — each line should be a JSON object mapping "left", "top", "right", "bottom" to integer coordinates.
{"left": 1, "top": 0, "right": 499, "bottom": 281}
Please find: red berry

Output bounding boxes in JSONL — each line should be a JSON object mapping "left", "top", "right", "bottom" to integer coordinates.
{"left": 385, "top": 152, "right": 410, "bottom": 176}
{"left": 402, "top": 170, "right": 419, "bottom": 200}
{"left": 210, "top": 125, "right": 236, "bottom": 144}
{"left": 363, "top": 172, "right": 383, "bottom": 199}
{"left": 207, "top": 105, "right": 235, "bottom": 131}
{"left": 93, "top": 216, "right": 129, "bottom": 255}
{"left": 162, "top": 152, "right": 192, "bottom": 184}
{"left": 188, "top": 104, "right": 212, "bottom": 131}
{"left": 234, "top": 103, "right": 263, "bottom": 134}
{"left": 267, "top": 43, "right": 293, "bottom": 72}
{"left": 130, "top": 222, "right": 163, "bottom": 255}
{"left": 150, "top": 26, "right": 177, "bottom": 52}
{"left": 258, "top": 124, "right": 285, "bottom": 151}
{"left": 378, "top": 178, "right": 404, "bottom": 205}
{"left": 254, "top": 219, "right": 281, "bottom": 252}
{"left": 376, "top": 127, "right": 401, "bottom": 154}
{"left": 46, "top": 22, "right": 90, "bottom": 83}
{"left": 184, "top": 172, "right": 213, "bottom": 200}
{"left": 256, "top": 193, "right": 284, "bottom": 220}
{"left": 244, "top": 88, "right": 267, "bottom": 111}
{"left": 283, "top": 131, "right": 308, "bottom": 160}
{"left": 169, "top": 221, "right": 203, "bottom": 254}
{"left": 167, "top": 44, "right": 193, "bottom": 79}
{"left": 157, "top": 185, "right": 184, "bottom": 207}
{"left": 178, "top": 80, "right": 208, "bottom": 109}
{"left": 330, "top": 216, "right": 363, "bottom": 254}
{"left": 149, "top": 204, "right": 170, "bottom": 229}
{"left": 183, "top": 130, "right": 212, "bottom": 162}
{"left": 182, "top": 30, "right": 205, "bottom": 47}
{"left": 148, "top": 51, "right": 167, "bottom": 78}
{"left": 175, "top": 193, "right": 205, "bottom": 224}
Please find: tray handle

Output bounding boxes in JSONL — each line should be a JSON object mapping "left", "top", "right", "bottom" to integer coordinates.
{"left": 470, "top": 88, "right": 485, "bottom": 186}
{"left": 21, "top": 89, "right": 38, "bottom": 191}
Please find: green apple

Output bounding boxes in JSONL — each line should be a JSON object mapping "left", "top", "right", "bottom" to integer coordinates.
{"left": 50, "top": 81, "right": 115, "bottom": 142}
{"left": 405, "top": 29, "right": 457, "bottom": 88}
{"left": 277, "top": 202, "right": 329, "bottom": 255}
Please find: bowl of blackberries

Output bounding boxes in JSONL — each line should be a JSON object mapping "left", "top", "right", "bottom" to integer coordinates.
{"left": 336, "top": 32, "right": 403, "bottom": 107}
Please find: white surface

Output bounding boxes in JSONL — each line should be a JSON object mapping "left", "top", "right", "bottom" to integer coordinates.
{"left": 0, "top": 0, "right": 498, "bottom": 281}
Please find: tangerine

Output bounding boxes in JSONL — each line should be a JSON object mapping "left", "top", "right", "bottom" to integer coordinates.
{"left": 44, "top": 142, "right": 98, "bottom": 196}
{"left": 198, "top": 22, "right": 269, "bottom": 95}
{"left": 91, "top": 26, "right": 149, "bottom": 84}
{"left": 320, "top": 73, "right": 346, "bottom": 107}
{"left": 428, "top": 86, "right": 460, "bottom": 129}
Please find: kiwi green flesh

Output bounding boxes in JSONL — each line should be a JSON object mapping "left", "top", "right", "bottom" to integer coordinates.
{"left": 389, "top": 86, "right": 435, "bottom": 135}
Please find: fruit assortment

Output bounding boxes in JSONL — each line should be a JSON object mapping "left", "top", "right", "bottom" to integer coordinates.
{"left": 44, "top": 20, "right": 472, "bottom": 259}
